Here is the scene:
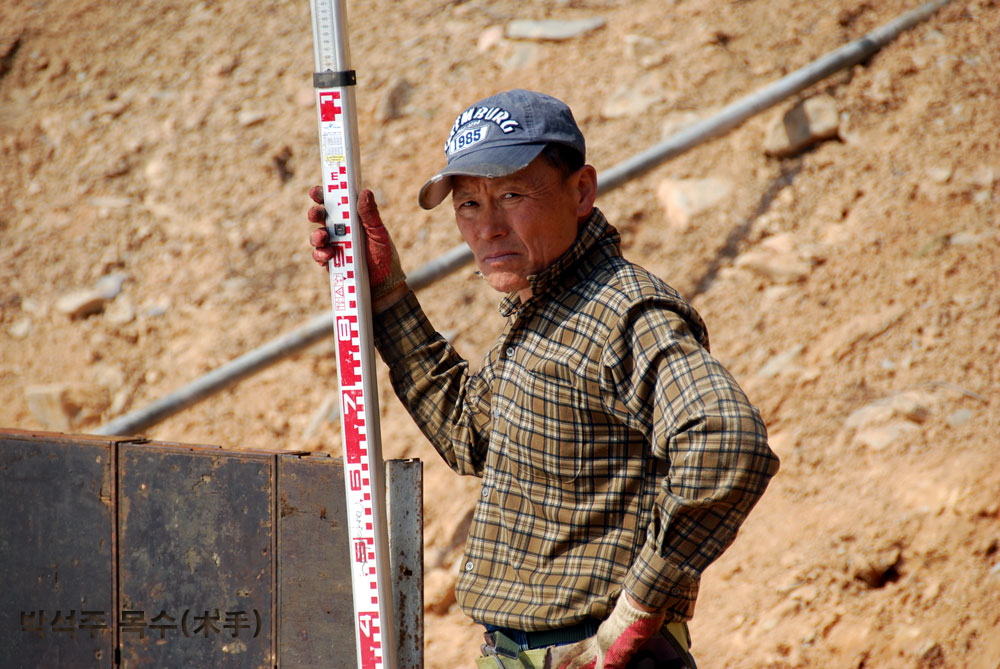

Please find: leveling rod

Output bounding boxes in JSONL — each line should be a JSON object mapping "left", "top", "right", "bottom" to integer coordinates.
{"left": 309, "top": 0, "right": 396, "bottom": 667}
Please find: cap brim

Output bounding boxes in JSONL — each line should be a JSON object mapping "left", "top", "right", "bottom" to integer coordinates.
{"left": 417, "top": 143, "right": 547, "bottom": 209}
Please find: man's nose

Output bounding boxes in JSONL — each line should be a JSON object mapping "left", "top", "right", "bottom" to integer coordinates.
{"left": 478, "top": 205, "right": 508, "bottom": 239}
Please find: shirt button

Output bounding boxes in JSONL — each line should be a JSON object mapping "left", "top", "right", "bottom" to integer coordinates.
{"left": 481, "top": 486, "right": 490, "bottom": 498}
{"left": 465, "top": 560, "right": 475, "bottom": 572}
{"left": 671, "top": 587, "right": 682, "bottom": 595}
{"left": 505, "top": 346, "right": 515, "bottom": 357}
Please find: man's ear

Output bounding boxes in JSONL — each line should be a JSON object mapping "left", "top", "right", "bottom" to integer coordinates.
{"left": 573, "top": 164, "right": 598, "bottom": 221}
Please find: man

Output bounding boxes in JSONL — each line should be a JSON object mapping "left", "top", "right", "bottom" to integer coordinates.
{"left": 309, "top": 89, "right": 779, "bottom": 668}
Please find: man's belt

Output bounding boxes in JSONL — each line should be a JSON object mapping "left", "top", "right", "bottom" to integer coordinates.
{"left": 488, "top": 618, "right": 600, "bottom": 650}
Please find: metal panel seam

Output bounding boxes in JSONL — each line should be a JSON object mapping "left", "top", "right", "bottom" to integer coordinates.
{"left": 272, "top": 453, "right": 279, "bottom": 669}
{"left": 112, "top": 438, "right": 120, "bottom": 667}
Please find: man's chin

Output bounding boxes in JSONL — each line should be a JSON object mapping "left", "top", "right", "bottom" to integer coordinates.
{"left": 480, "top": 270, "right": 529, "bottom": 295}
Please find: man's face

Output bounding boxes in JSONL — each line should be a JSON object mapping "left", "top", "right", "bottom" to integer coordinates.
{"left": 451, "top": 155, "right": 596, "bottom": 300}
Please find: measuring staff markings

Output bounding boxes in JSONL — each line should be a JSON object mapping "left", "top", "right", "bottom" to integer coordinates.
{"left": 317, "top": 85, "right": 385, "bottom": 668}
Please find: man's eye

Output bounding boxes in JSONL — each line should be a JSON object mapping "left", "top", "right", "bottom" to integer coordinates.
{"left": 500, "top": 192, "right": 520, "bottom": 200}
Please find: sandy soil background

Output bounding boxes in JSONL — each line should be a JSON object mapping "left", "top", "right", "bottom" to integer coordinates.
{"left": 2, "top": 0, "right": 999, "bottom": 666}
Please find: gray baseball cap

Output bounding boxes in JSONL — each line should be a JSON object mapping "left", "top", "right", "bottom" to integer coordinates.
{"left": 417, "top": 89, "right": 586, "bottom": 210}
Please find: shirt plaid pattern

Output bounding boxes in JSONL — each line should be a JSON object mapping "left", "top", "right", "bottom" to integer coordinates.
{"left": 374, "top": 209, "right": 778, "bottom": 630}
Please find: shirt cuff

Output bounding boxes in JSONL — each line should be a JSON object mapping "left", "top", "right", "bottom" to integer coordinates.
{"left": 623, "top": 543, "right": 700, "bottom": 621}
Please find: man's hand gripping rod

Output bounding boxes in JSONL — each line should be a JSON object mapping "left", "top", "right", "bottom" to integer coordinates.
{"left": 309, "top": 1, "right": 397, "bottom": 667}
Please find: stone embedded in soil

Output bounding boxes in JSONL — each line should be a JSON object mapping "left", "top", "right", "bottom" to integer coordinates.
{"left": 854, "top": 421, "right": 918, "bottom": 451}
{"left": 143, "top": 157, "right": 170, "bottom": 188}
{"left": 764, "top": 95, "right": 841, "bottom": 158}
{"left": 25, "top": 383, "right": 110, "bottom": 431}
{"left": 237, "top": 109, "right": 267, "bottom": 127}
{"left": 737, "top": 252, "right": 810, "bottom": 283}
{"left": 92, "top": 364, "right": 126, "bottom": 394}
{"left": 143, "top": 300, "right": 170, "bottom": 318}
{"left": 602, "top": 85, "right": 662, "bottom": 119}
{"left": 95, "top": 272, "right": 127, "bottom": 299}
{"left": 734, "top": 236, "right": 812, "bottom": 283}
{"left": 813, "top": 305, "right": 907, "bottom": 362}
{"left": 844, "top": 390, "right": 937, "bottom": 434}
{"left": 623, "top": 33, "right": 660, "bottom": 62}
{"left": 477, "top": 26, "right": 504, "bottom": 52}
{"left": 969, "top": 167, "right": 997, "bottom": 189}
{"left": 55, "top": 289, "right": 108, "bottom": 319}
{"left": 756, "top": 343, "right": 805, "bottom": 378}
{"left": 505, "top": 17, "right": 606, "bottom": 41}
{"left": 375, "top": 77, "right": 413, "bottom": 122}
{"left": 916, "top": 643, "right": 946, "bottom": 667}
{"left": 25, "top": 384, "right": 74, "bottom": 431}
{"left": 54, "top": 272, "right": 128, "bottom": 319}
{"left": 8, "top": 317, "right": 31, "bottom": 339}
{"left": 656, "top": 177, "right": 733, "bottom": 230}
{"left": 946, "top": 409, "right": 973, "bottom": 427}
{"left": 851, "top": 544, "right": 903, "bottom": 589}
{"left": 502, "top": 43, "right": 541, "bottom": 71}
{"left": 926, "top": 166, "right": 953, "bottom": 184}
{"left": 88, "top": 196, "right": 132, "bottom": 210}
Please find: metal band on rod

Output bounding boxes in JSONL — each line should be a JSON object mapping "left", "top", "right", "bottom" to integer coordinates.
{"left": 310, "top": 0, "right": 397, "bottom": 667}
{"left": 313, "top": 69, "right": 356, "bottom": 88}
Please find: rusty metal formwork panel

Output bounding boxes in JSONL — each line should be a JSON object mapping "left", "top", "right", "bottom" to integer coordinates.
{"left": 117, "top": 442, "right": 275, "bottom": 668}
{"left": 0, "top": 431, "right": 117, "bottom": 667}
{"left": 276, "top": 456, "right": 424, "bottom": 668}
{"left": 0, "top": 430, "right": 422, "bottom": 668}
{"left": 387, "top": 459, "right": 424, "bottom": 669}
{"left": 277, "top": 455, "right": 355, "bottom": 668}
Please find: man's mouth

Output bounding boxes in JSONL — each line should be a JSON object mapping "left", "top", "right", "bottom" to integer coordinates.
{"left": 482, "top": 251, "right": 518, "bottom": 264}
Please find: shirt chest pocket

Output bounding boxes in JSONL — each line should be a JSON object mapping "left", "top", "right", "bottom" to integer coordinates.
{"left": 514, "top": 358, "right": 600, "bottom": 484}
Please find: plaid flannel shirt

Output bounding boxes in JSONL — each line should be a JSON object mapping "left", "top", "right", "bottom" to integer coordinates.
{"left": 373, "top": 208, "right": 778, "bottom": 630}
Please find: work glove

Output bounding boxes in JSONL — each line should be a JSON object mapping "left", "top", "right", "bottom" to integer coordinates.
{"left": 548, "top": 595, "right": 665, "bottom": 669}
{"left": 308, "top": 185, "right": 407, "bottom": 302}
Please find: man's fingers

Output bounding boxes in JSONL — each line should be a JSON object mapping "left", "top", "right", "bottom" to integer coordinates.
{"left": 549, "top": 639, "right": 595, "bottom": 669}
{"left": 309, "top": 228, "right": 330, "bottom": 249}
{"left": 307, "top": 204, "right": 327, "bottom": 225}
{"left": 311, "top": 188, "right": 380, "bottom": 230}
{"left": 559, "top": 657, "right": 594, "bottom": 669}
{"left": 357, "top": 189, "right": 382, "bottom": 231}
{"left": 312, "top": 247, "right": 333, "bottom": 268}
{"left": 307, "top": 185, "right": 333, "bottom": 271}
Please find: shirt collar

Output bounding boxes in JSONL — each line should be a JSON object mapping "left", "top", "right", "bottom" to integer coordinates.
{"left": 498, "top": 208, "right": 617, "bottom": 317}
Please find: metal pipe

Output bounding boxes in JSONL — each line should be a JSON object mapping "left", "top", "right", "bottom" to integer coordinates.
{"left": 596, "top": 0, "right": 953, "bottom": 192}
{"left": 95, "top": 314, "right": 334, "bottom": 435}
{"left": 94, "top": 0, "right": 950, "bottom": 437}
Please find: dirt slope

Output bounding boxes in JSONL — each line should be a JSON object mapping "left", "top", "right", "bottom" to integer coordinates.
{"left": 2, "top": 0, "right": 998, "bottom": 667}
